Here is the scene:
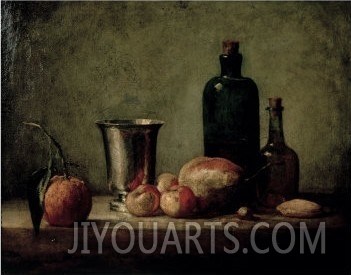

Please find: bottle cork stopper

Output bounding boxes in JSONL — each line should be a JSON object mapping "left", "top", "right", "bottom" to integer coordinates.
{"left": 269, "top": 97, "right": 282, "bottom": 108}
{"left": 222, "top": 40, "right": 239, "bottom": 55}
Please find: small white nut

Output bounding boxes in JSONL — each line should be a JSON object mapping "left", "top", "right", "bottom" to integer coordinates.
{"left": 237, "top": 206, "right": 253, "bottom": 220}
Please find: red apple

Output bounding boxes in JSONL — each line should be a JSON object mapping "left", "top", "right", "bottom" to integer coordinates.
{"left": 125, "top": 184, "right": 161, "bottom": 217}
{"left": 156, "top": 172, "right": 179, "bottom": 193}
{"left": 160, "top": 185, "right": 197, "bottom": 218}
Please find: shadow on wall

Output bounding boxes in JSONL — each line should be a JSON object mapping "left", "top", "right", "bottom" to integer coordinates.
{"left": 1, "top": 3, "right": 61, "bottom": 199}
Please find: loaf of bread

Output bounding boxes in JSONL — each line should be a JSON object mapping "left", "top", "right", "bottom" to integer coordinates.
{"left": 178, "top": 156, "right": 243, "bottom": 213}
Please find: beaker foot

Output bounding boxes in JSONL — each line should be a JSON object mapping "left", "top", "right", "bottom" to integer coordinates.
{"left": 110, "top": 199, "right": 128, "bottom": 212}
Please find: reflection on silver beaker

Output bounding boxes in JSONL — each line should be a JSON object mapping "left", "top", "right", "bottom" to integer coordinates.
{"left": 96, "top": 119, "right": 164, "bottom": 212}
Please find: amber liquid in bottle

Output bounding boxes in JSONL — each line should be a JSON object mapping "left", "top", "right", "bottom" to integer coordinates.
{"left": 258, "top": 98, "right": 299, "bottom": 208}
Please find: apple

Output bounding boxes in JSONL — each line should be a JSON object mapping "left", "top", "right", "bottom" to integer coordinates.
{"left": 125, "top": 184, "right": 161, "bottom": 217}
{"left": 156, "top": 172, "right": 179, "bottom": 193}
{"left": 160, "top": 185, "right": 197, "bottom": 218}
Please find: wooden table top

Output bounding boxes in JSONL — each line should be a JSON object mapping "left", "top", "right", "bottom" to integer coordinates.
{"left": 2, "top": 196, "right": 349, "bottom": 274}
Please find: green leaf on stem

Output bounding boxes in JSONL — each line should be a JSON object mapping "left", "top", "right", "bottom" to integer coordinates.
{"left": 23, "top": 122, "right": 65, "bottom": 236}
{"left": 27, "top": 167, "right": 51, "bottom": 236}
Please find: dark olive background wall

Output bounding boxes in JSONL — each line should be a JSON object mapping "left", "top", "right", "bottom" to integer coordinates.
{"left": 2, "top": 1, "right": 351, "bottom": 198}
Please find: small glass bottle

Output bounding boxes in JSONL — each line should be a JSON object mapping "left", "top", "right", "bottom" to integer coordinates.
{"left": 258, "top": 97, "right": 299, "bottom": 208}
{"left": 203, "top": 40, "right": 260, "bottom": 177}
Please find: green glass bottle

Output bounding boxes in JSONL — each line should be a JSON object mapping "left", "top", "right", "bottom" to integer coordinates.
{"left": 203, "top": 40, "right": 260, "bottom": 177}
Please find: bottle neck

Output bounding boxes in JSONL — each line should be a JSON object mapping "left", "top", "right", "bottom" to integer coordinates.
{"left": 267, "top": 107, "right": 286, "bottom": 144}
{"left": 219, "top": 54, "right": 242, "bottom": 78}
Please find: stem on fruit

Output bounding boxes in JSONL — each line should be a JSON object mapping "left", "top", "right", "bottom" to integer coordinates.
{"left": 23, "top": 122, "right": 69, "bottom": 177}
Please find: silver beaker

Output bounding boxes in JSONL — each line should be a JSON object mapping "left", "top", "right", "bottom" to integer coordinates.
{"left": 96, "top": 119, "right": 164, "bottom": 211}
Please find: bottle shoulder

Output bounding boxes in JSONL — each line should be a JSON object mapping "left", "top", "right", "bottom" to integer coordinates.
{"left": 205, "top": 75, "right": 257, "bottom": 83}
{"left": 203, "top": 75, "right": 258, "bottom": 95}
{"left": 261, "top": 143, "right": 299, "bottom": 157}
{"left": 223, "top": 75, "right": 256, "bottom": 83}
